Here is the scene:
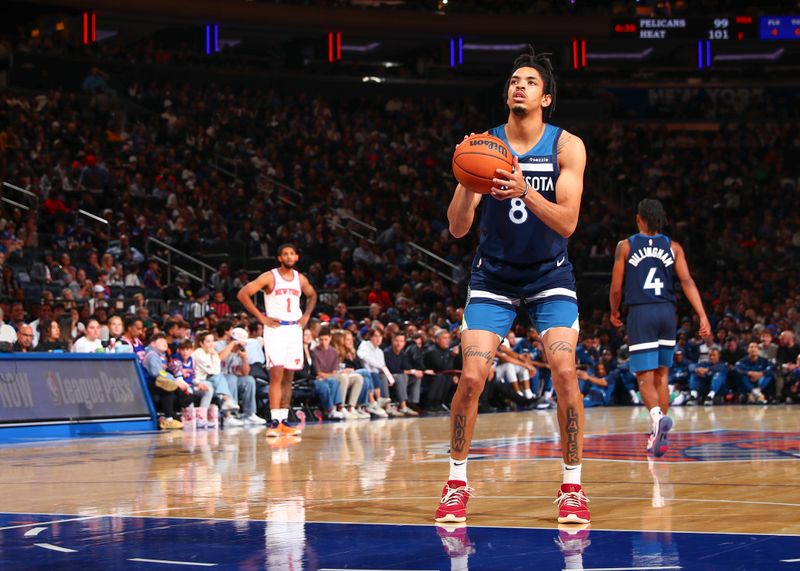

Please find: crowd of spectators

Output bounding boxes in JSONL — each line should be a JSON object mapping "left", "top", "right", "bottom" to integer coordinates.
{"left": 0, "top": 57, "right": 799, "bottom": 426}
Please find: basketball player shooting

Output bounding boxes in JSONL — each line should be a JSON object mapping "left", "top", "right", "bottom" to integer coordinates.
{"left": 237, "top": 244, "right": 317, "bottom": 438}
{"left": 609, "top": 199, "right": 711, "bottom": 457}
{"left": 436, "top": 47, "right": 590, "bottom": 524}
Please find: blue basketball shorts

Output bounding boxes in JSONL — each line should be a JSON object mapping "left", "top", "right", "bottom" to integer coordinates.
{"left": 462, "top": 253, "right": 579, "bottom": 338}
{"left": 627, "top": 303, "right": 676, "bottom": 374}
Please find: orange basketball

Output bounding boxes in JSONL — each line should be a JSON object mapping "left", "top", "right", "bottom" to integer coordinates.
{"left": 452, "top": 134, "right": 513, "bottom": 194}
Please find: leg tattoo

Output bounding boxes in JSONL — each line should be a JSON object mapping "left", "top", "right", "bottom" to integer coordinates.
{"left": 453, "top": 414, "right": 467, "bottom": 454}
{"left": 549, "top": 341, "right": 574, "bottom": 354}
{"left": 463, "top": 345, "right": 493, "bottom": 364}
{"left": 565, "top": 407, "right": 580, "bottom": 465}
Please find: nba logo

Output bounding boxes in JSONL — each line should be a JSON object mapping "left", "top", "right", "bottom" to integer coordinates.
{"left": 47, "top": 372, "right": 63, "bottom": 405}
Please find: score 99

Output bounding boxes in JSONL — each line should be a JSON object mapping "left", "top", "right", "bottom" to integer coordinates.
{"left": 709, "top": 18, "right": 729, "bottom": 39}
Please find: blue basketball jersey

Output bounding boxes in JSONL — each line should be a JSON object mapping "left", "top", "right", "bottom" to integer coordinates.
{"left": 479, "top": 123, "right": 564, "bottom": 265}
{"left": 623, "top": 233, "right": 675, "bottom": 306}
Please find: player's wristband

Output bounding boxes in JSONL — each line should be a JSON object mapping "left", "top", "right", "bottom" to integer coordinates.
{"left": 521, "top": 182, "right": 529, "bottom": 199}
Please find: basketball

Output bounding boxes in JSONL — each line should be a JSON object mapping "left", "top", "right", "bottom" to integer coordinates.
{"left": 452, "top": 134, "right": 513, "bottom": 194}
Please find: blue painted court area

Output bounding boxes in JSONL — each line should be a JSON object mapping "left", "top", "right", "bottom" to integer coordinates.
{"left": 1, "top": 513, "right": 798, "bottom": 570}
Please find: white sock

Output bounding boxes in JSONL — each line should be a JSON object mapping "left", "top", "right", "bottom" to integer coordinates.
{"left": 545, "top": 390, "right": 554, "bottom": 399}
{"left": 649, "top": 406, "right": 663, "bottom": 432}
{"left": 629, "top": 389, "right": 638, "bottom": 400}
{"left": 753, "top": 387, "right": 762, "bottom": 396}
{"left": 270, "top": 409, "right": 281, "bottom": 422}
{"left": 690, "top": 390, "right": 698, "bottom": 398}
{"left": 516, "top": 390, "right": 524, "bottom": 397}
{"left": 563, "top": 463, "right": 582, "bottom": 485}
{"left": 449, "top": 457, "right": 468, "bottom": 483}
{"left": 524, "top": 389, "right": 534, "bottom": 399}
{"left": 280, "top": 408, "right": 290, "bottom": 422}
{"left": 708, "top": 390, "right": 715, "bottom": 399}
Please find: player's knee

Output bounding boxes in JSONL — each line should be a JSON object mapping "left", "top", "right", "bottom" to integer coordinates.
{"left": 458, "top": 373, "right": 485, "bottom": 401}
{"left": 551, "top": 365, "right": 576, "bottom": 385}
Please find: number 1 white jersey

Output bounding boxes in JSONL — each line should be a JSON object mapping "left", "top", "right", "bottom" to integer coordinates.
{"left": 264, "top": 268, "right": 302, "bottom": 321}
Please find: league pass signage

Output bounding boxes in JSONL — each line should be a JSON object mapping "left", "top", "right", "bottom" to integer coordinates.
{"left": 0, "top": 357, "right": 152, "bottom": 424}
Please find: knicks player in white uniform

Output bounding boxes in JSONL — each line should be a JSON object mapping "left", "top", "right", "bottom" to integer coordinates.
{"left": 238, "top": 244, "right": 317, "bottom": 437}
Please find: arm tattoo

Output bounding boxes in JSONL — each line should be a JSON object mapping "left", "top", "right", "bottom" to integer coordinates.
{"left": 464, "top": 345, "right": 492, "bottom": 364}
{"left": 452, "top": 414, "right": 467, "bottom": 454}
{"left": 556, "top": 132, "right": 571, "bottom": 154}
{"left": 565, "top": 407, "right": 580, "bottom": 465}
{"left": 549, "top": 341, "right": 574, "bottom": 354}
{"left": 614, "top": 240, "right": 624, "bottom": 261}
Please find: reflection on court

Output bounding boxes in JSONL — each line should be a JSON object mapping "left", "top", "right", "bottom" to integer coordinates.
{"left": 0, "top": 406, "right": 798, "bottom": 569}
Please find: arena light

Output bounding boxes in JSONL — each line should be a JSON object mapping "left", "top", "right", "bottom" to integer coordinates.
{"left": 571, "top": 38, "right": 587, "bottom": 69}
{"left": 341, "top": 42, "right": 380, "bottom": 53}
{"left": 587, "top": 48, "right": 653, "bottom": 60}
{"left": 449, "top": 37, "right": 464, "bottom": 67}
{"left": 328, "top": 32, "right": 342, "bottom": 62}
{"left": 697, "top": 40, "right": 704, "bottom": 69}
{"left": 362, "top": 76, "right": 385, "bottom": 83}
{"left": 462, "top": 43, "right": 527, "bottom": 51}
{"left": 206, "top": 24, "right": 221, "bottom": 55}
{"left": 714, "top": 48, "right": 785, "bottom": 61}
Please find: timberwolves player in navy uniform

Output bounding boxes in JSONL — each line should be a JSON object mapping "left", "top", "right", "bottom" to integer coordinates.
{"left": 436, "top": 48, "right": 590, "bottom": 525}
{"left": 609, "top": 199, "right": 711, "bottom": 457}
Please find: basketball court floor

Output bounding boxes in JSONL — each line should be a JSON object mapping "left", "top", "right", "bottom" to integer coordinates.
{"left": 1, "top": 406, "right": 799, "bottom": 570}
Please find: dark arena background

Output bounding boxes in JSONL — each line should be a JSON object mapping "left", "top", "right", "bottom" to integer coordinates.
{"left": 0, "top": 0, "right": 799, "bottom": 569}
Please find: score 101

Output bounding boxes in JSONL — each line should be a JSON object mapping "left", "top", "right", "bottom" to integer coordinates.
{"left": 706, "top": 18, "right": 732, "bottom": 40}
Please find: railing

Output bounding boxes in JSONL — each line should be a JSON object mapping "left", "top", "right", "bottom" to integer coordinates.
{"left": 210, "top": 155, "right": 243, "bottom": 183}
{"left": 145, "top": 237, "right": 217, "bottom": 286}
{"left": 408, "top": 241, "right": 460, "bottom": 284}
{"left": 2, "top": 181, "right": 38, "bottom": 208}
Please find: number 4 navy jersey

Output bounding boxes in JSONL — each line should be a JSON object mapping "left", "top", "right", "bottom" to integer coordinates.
{"left": 480, "top": 123, "right": 565, "bottom": 266}
{"left": 623, "top": 233, "right": 675, "bottom": 306}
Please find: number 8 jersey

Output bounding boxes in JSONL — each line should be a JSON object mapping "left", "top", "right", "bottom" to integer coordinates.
{"left": 264, "top": 268, "right": 302, "bottom": 321}
{"left": 481, "top": 123, "right": 565, "bottom": 266}
{"left": 623, "top": 233, "right": 675, "bottom": 306}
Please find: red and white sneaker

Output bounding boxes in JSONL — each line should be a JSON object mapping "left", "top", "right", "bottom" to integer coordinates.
{"left": 434, "top": 480, "right": 474, "bottom": 523}
{"left": 555, "top": 484, "right": 591, "bottom": 524}
{"left": 435, "top": 522, "right": 475, "bottom": 558}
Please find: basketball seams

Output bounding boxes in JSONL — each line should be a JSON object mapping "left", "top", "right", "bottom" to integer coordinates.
{"left": 452, "top": 134, "right": 513, "bottom": 193}
{"left": 453, "top": 153, "right": 513, "bottom": 180}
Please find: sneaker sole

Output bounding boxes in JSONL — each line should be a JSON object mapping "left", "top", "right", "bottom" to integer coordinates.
{"left": 435, "top": 513, "right": 466, "bottom": 523}
{"left": 558, "top": 513, "right": 590, "bottom": 524}
{"left": 652, "top": 416, "right": 673, "bottom": 457}
{"left": 265, "top": 431, "right": 280, "bottom": 438}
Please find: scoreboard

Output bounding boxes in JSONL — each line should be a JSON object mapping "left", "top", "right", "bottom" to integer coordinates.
{"left": 613, "top": 16, "right": 800, "bottom": 41}
{"left": 760, "top": 16, "right": 800, "bottom": 40}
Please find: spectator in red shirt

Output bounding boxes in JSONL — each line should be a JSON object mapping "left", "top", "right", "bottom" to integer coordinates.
{"left": 367, "top": 280, "right": 393, "bottom": 309}
{"left": 210, "top": 291, "right": 232, "bottom": 318}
